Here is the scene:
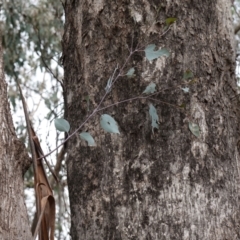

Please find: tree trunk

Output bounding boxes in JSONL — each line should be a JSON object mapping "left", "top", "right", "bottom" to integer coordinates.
{"left": 63, "top": 0, "right": 240, "bottom": 239}
{"left": 0, "top": 35, "right": 32, "bottom": 238}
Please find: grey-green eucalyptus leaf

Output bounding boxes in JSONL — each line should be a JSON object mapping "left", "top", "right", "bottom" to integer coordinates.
{"left": 149, "top": 104, "right": 159, "bottom": 129}
{"left": 126, "top": 68, "right": 135, "bottom": 78}
{"left": 54, "top": 118, "right": 70, "bottom": 132}
{"left": 100, "top": 114, "right": 120, "bottom": 134}
{"left": 182, "top": 87, "right": 189, "bottom": 93}
{"left": 144, "top": 44, "right": 169, "bottom": 61}
{"left": 143, "top": 83, "right": 156, "bottom": 94}
{"left": 80, "top": 132, "right": 96, "bottom": 146}
{"left": 189, "top": 122, "right": 200, "bottom": 137}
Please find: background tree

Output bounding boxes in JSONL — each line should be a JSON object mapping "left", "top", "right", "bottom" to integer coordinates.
{"left": 0, "top": 33, "right": 32, "bottom": 239}
{"left": 62, "top": 0, "right": 240, "bottom": 239}
{"left": 0, "top": 0, "right": 69, "bottom": 239}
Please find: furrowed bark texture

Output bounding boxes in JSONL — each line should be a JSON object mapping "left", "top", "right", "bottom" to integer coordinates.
{"left": 0, "top": 37, "right": 32, "bottom": 238}
{"left": 63, "top": 0, "right": 240, "bottom": 239}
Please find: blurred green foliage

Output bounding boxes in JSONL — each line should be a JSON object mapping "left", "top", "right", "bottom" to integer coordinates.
{"left": 0, "top": 3, "right": 68, "bottom": 238}
{"left": 1, "top": 0, "right": 64, "bottom": 80}
{"left": 0, "top": 0, "right": 64, "bottom": 141}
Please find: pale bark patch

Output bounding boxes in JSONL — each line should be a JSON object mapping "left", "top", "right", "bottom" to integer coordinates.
{"left": 89, "top": 0, "right": 104, "bottom": 16}
{"left": 190, "top": 96, "right": 208, "bottom": 159}
{"left": 155, "top": 57, "right": 167, "bottom": 77}
{"left": 130, "top": 9, "right": 142, "bottom": 23}
{"left": 216, "top": 0, "right": 235, "bottom": 53}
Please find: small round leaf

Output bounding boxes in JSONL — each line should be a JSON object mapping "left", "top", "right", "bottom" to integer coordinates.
{"left": 144, "top": 44, "right": 169, "bottom": 61}
{"left": 54, "top": 118, "right": 70, "bottom": 132}
{"left": 126, "top": 68, "right": 135, "bottom": 78}
{"left": 100, "top": 114, "right": 120, "bottom": 134}
{"left": 183, "top": 70, "right": 194, "bottom": 80}
{"left": 143, "top": 83, "right": 156, "bottom": 94}
{"left": 189, "top": 122, "right": 200, "bottom": 137}
{"left": 182, "top": 87, "right": 189, "bottom": 93}
{"left": 80, "top": 132, "right": 96, "bottom": 146}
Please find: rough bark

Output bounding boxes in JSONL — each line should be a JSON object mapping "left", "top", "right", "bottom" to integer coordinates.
{"left": 0, "top": 35, "right": 32, "bottom": 238}
{"left": 63, "top": 0, "right": 240, "bottom": 239}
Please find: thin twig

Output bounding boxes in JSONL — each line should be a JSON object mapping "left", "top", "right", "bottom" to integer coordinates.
{"left": 39, "top": 48, "right": 137, "bottom": 159}
{"left": 148, "top": 98, "right": 185, "bottom": 111}
{"left": 39, "top": 28, "right": 182, "bottom": 159}
{"left": 136, "top": 26, "right": 171, "bottom": 51}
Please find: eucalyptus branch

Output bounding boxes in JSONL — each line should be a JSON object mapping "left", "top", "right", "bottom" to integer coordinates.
{"left": 41, "top": 82, "right": 191, "bottom": 159}
{"left": 40, "top": 47, "right": 137, "bottom": 159}
{"left": 40, "top": 27, "right": 190, "bottom": 159}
